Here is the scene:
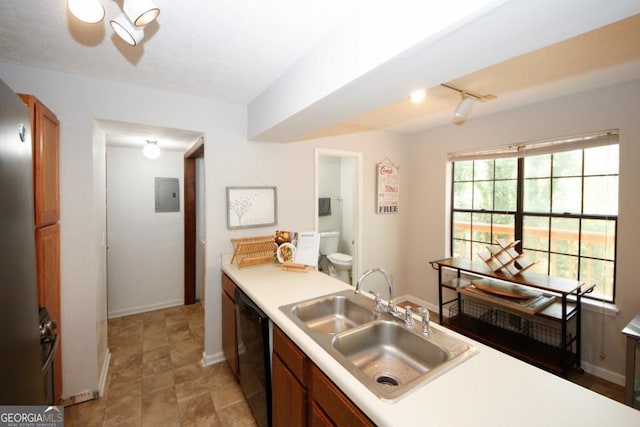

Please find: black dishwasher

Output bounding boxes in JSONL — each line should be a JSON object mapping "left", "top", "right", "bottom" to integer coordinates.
{"left": 235, "top": 287, "right": 272, "bottom": 427}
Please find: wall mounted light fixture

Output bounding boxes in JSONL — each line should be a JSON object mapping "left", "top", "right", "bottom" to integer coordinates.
{"left": 442, "top": 83, "right": 496, "bottom": 126}
{"left": 67, "top": 0, "right": 160, "bottom": 46}
{"left": 143, "top": 140, "right": 161, "bottom": 159}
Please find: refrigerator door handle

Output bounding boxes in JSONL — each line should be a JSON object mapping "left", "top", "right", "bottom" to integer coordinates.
{"left": 41, "top": 334, "right": 59, "bottom": 375}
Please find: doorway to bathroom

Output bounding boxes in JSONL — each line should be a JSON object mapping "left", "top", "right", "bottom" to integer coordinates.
{"left": 314, "top": 148, "right": 362, "bottom": 286}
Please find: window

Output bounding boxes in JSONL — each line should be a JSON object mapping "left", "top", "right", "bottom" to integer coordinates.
{"left": 450, "top": 131, "right": 619, "bottom": 302}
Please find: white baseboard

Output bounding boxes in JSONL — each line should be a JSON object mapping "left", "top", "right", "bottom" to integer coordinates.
{"left": 200, "top": 350, "right": 225, "bottom": 367}
{"left": 107, "top": 299, "right": 183, "bottom": 319}
{"left": 98, "top": 349, "right": 111, "bottom": 397}
{"left": 581, "top": 360, "right": 625, "bottom": 386}
{"left": 394, "top": 294, "right": 439, "bottom": 313}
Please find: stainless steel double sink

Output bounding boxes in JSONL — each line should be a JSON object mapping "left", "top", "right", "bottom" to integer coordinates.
{"left": 279, "top": 290, "right": 477, "bottom": 401}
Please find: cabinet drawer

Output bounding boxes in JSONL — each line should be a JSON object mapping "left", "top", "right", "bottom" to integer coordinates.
{"left": 221, "top": 273, "right": 236, "bottom": 300}
{"left": 273, "top": 326, "right": 306, "bottom": 384}
{"left": 310, "top": 364, "right": 373, "bottom": 427}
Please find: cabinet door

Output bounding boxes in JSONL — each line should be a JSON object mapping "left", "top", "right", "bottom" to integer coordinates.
{"left": 272, "top": 353, "right": 306, "bottom": 426}
{"left": 34, "top": 101, "right": 59, "bottom": 226}
{"left": 310, "top": 365, "right": 373, "bottom": 427}
{"left": 221, "top": 287, "right": 239, "bottom": 379}
{"left": 309, "top": 401, "right": 334, "bottom": 427}
{"left": 273, "top": 326, "right": 306, "bottom": 383}
{"left": 18, "top": 95, "right": 60, "bottom": 227}
{"left": 35, "top": 223, "right": 61, "bottom": 403}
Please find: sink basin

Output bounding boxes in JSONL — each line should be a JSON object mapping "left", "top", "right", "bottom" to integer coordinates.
{"left": 291, "top": 293, "right": 377, "bottom": 334}
{"left": 332, "top": 320, "right": 462, "bottom": 400}
{"left": 279, "top": 290, "right": 477, "bottom": 401}
{"left": 332, "top": 320, "right": 448, "bottom": 385}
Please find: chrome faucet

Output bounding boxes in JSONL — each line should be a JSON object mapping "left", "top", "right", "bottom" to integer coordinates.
{"left": 418, "top": 307, "right": 431, "bottom": 337}
{"left": 355, "top": 268, "right": 396, "bottom": 314}
{"left": 404, "top": 306, "right": 414, "bottom": 328}
{"left": 374, "top": 292, "right": 383, "bottom": 312}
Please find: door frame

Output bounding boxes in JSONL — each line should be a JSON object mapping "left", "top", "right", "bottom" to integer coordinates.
{"left": 314, "top": 148, "right": 363, "bottom": 285}
{"left": 184, "top": 138, "right": 204, "bottom": 305}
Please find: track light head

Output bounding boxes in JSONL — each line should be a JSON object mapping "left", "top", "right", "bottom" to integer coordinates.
{"left": 454, "top": 95, "right": 475, "bottom": 124}
{"left": 110, "top": 13, "right": 145, "bottom": 46}
{"left": 68, "top": 0, "right": 105, "bottom": 24}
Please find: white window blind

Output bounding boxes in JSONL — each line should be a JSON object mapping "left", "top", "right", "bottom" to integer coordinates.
{"left": 448, "top": 130, "right": 619, "bottom": 162}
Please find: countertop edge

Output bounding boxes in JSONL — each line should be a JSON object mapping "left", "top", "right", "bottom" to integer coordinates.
{"left": 221, "top": 259, "right": 640, "bottom": 426}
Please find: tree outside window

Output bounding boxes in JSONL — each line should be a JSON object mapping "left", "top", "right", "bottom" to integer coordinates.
{"left": 450, "top": 134, "right": 618, "bottom": 302}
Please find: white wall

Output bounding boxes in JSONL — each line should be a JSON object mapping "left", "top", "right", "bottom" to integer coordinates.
{"left": 92, "top": 126, "right": 108, "bottom": 393}
{"left": 195, "top": 157, "right": 206, "bottom": 301}
{"left": 0, "top": 62, "right": 410, "bottom": 397}
{"left": 10, "top": 59, "right": 634, "bottom": 395}
{"left": 106, "top": 145, "right": 185, "bottom": 318}
{"left": 318, "top": 156, "right": 343, "bottom": 234}
{"left": 405, "top": 78, "right": 640, "bottom": 383}
{"left": 0, "top": 62, "right": 245, "bottom": 398}
{"left": 340, "top": 157, "right": 356, "bottom": 257}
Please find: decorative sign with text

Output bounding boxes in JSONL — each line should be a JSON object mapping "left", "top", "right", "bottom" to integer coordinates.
{"left": 376, "top": 162, "right": 399, "bottom": 214}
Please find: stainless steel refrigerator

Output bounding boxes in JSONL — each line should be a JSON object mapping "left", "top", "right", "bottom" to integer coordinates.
{"left": 0, "top": 78, "right": 55, "bottom": 404}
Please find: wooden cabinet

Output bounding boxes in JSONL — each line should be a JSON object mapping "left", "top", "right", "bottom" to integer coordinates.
{"left": 272, "top": 353, "right": 306, "bottom": 427}
{"left": 35, "top": 224, "right": 61, "bottom": 403}
{"left": 272, "top": 325, "right": 373, "bottom": 427}
{"left": 309, "top": 401, "right": 333, "bottom": 427}
{"left": 221, "top": 273, "right": 239, "bottom": 379}
{"left": 19, "top": 94, "right": 61, "bottom": 403}
{"left": 309, "top": 365, "right": 373, "bottom": 427}
{"left": 272, "top": 326, "right": 306, "bottom": 426}
{"left": 18, "top": 94, "right": 60, "bottom": 227}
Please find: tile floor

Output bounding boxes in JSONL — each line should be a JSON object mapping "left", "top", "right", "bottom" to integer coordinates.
{"left": 64, "top": 303, "right": 626, "bottom": 426}
{"left": 64, "top": 303, "right": 257, "bottom": 426}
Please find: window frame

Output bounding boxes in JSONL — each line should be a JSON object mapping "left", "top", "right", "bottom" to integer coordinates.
{"left": 449, "top": 132, "right": 619, "bottom": 303}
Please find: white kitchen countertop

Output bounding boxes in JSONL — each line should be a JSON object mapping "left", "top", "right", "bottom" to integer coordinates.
{"left": 222, "top": 258, "right": 640, "bottom": 426}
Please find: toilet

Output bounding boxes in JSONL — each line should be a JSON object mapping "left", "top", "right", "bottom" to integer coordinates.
{"left": 319, "top": 231, "right": 352, "bottom": 284}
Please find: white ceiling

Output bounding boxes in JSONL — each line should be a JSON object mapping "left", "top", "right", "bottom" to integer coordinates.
{"left": 0, "top": 0, "right": 367, "bottom": 150}
{"left": 0, "top": 0, "right": 366, "bottom": 104}
{"left": 1, "top": 1, "right": 639, "bottom": 148}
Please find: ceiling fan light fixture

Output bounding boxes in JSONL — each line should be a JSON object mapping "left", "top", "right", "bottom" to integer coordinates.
{"left": 124, "top": 0, "right": 160, "bottom": 27}
{"left": 68, "top": 0, "right": 105, "bottom": 24}
{"left": 143, "top": 140, "right": 161, "bottom": 159}
{"left": 110, "top": 13, "right": 144, "bottom": 46}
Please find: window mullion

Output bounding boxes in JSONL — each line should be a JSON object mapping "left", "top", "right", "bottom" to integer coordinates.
{"left": 515, "top": 156, "right": 524, "bottom": 253}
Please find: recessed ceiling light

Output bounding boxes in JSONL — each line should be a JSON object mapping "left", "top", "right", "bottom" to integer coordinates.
{"left": 410, "top": 89, "right": 426, "bottom": 104}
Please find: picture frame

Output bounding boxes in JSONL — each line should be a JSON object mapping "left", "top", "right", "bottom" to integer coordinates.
{"left": 226, "top": 186, "right": 277, "bottom": 229}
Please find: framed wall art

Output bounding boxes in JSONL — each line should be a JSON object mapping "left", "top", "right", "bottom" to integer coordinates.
{"left": 226, "top": 186, "right": 277, "bottom": 229}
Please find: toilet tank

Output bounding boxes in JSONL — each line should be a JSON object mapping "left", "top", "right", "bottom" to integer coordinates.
{"left": 319, "top": 231, "right": 340, "bottom": 255}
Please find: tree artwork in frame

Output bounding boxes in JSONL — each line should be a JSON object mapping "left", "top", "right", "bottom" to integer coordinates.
{"left": 226, "top": 186, "right": 277, "bottom": 229}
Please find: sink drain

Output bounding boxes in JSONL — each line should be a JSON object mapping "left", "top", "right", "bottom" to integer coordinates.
{"left": 375, "top": 374, "right": 400, "bottom": 387}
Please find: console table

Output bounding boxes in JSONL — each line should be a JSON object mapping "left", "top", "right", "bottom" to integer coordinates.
{"left": 431, "top": 257, "right": 594, "bottom": 375}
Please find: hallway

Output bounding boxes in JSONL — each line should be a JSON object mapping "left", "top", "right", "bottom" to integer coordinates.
{"left": 65, "top": 303, "right": 257, "bottom": 426}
